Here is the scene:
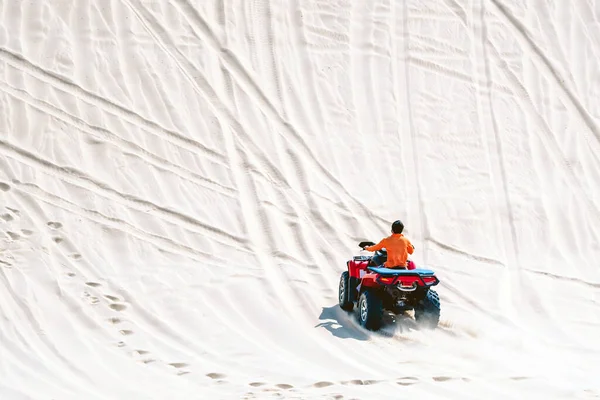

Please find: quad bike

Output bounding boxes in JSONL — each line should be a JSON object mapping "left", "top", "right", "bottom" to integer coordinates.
{"left": 338, "top": 241, "right": 441, "bottom": 331}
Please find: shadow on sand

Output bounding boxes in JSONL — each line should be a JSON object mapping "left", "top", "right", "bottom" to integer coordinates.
{"left": 315, "top": 305, "right": 369, "bottom": 340}
{"left": 316, "top": 304, "right": 421, "bottom": 340}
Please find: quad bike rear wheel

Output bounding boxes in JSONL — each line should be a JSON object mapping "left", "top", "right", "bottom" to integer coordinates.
{"left": 338, "top": 271, "right": 354, "bottom": 311}
{"left": 356, "top": 290, "right": 383, "bottom": 331}
{"left": 414, "top": 289, "right": 440, "bottom": 329}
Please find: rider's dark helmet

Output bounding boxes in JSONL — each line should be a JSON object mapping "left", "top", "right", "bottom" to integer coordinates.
{"left": 391, "top": 220, "right": 404, "bottom": 234}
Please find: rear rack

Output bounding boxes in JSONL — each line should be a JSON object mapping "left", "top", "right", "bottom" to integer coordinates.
{"left": 375, "top": 273, "right": 439, "bottom": 287}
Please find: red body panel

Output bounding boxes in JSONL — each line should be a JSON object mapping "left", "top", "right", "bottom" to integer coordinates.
{"left": 359, "top": 273, "right": 380, "bottom": 288}
{"left": 348, "top": 259, "right": 369, "bottom": 278}
{"left": 348, "top": 258, "right": 438, "bottom": 289}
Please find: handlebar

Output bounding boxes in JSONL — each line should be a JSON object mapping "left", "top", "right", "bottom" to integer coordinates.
{"left": 358, "top": 241, "right": 376, "bottom": 249}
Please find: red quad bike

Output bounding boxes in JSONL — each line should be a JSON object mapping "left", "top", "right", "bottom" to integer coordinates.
{"left": 338, "top": 241, "right": 441, "bottom": 331}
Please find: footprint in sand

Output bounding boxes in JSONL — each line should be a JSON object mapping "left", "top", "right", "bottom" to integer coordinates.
{"left": 21, "top": 229, "right": 33, "bottom": 236}
{"left": 132, "top": 350, "right": 155, "bottom": 364}
{"left": 85, "top": 282, "right": 102, "bottom": 287}
{"left": 119, "top": 329, "right": 134, "bottom": 336}
{"left": 275, "top": 384, "right": 293, "bottom": 390}
{"left": 47, "top": 222, "right": 62, "bottom": 230}
{"left": 82, "top": 292, "right": 99, "bottom": 304}
{"left": 207, "top": 372, "right": 226, "bottom": 380}
{"left": 104, "top": 294, "right": 120, "bottom": 302}
{"left": 107, "top": 317, "right": 122, "bottom": 324}
{"left": 169, "top": 363, "right": 188, "bottom": 369}
{"left": 5, "top": 231, "right": 20, "bottom": 241}
{"left": 313, "top": 381, "right": 334, "bottom": 388}
{"left": 1, "top": 213, "right": 13, "bottom": 222}
{"left": 69, "top": 253, "right": 82, "bottom": 260}
{"left": 109, "top": 303, "right": 127, "bottom": 312}
{"left": 85, "top": 137, "right": 104, "bottom": 146}
{"left": 81, "top": 291, "right": 96, "bottom": 301}
{"left": 53, "top": 237, "right": 63, "bottom": 244}
{"left": 344, "top": 379, "right": 378, "bottom": 386}
{"left": 249, "top": 382, "right": 266, "bottom": 387}
{"left": 0, "top": 183, "right": 10, "bottom": 192}
{"left": 432, "top": 376, "right": 453, "bottom": 382}
{"left": 397, "top": 377, "right": 419, "bottom": 386}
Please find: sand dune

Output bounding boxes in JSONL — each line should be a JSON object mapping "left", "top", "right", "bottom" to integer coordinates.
{"left": 1, "top": 1, "right": 599, "bottom": 399}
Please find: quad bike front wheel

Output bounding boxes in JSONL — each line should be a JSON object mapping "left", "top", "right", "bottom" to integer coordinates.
{"left": 356, "top": 290, "right": 383, "bottom": 331}
{"left": 414, "top": 289, "right": 441, "bottom": 329}
{"left": 338, "top": 271, "right": 354, "bottom": 311}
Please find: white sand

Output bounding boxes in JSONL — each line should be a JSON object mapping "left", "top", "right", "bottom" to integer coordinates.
{"left": 1, "top": 1, "right": 599, "bottom": 399}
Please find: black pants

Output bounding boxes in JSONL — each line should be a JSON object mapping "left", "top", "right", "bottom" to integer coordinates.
{"left": 371, "top": 252, "right": 384, "bottom": 267}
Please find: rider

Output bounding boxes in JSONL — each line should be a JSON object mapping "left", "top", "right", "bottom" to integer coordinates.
{"left": 362, "top": 220, "right": 414, "bottom": 269}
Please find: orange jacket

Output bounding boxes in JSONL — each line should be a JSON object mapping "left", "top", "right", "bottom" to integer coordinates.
{"left": 365, "top": 233, "right": 414, "bottom": 268}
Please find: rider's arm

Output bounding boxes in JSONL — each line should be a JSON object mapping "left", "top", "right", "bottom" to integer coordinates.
{"left": 365, "top": 238, "right": 385, "bottom": 252}
{"left": 408, "top": 241, "right": 414, "bottom": 254}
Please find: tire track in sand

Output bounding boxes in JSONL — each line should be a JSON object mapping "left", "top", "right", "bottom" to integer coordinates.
{"left": 0, "top": 139, "right": 246, "bottom": 249}
{"left": 123, "top": 0, "right": 386, "bottom": 376}
{"left": 439, "top": 0, "right": 579, "bottom": 342}
{"left": 118, "top": 2, "right": 351, "bottom": 375}
{"left": 120, "top": 0, "right": 372, "bottom": 277}
{"left": 219, "top": 43, "right": 384, "bottom": 385}
{"left": 123, "top": 1, "right": 391, "bottom": 273}
{"left": 163, "top": 0, "right": 386, "bottom": 226}
{"left": 7, "top": 179, "right": 226, "bottom": 263}
{"left": 118, "top": 4, "right": 400, "bottom": 377}
{"left": 225, "top": 0, "right": 337, "bottom": 275}
{"left": 216, "top": 2, "right": 377, "bottom": 334}
{"left": 488, "top": 0, "right": 600, "bottom": 156}
{"left": 391, "top": 0, "right": 428, "bottom": 259}
{"left": 0, "top": 81, "right": 236, "bottom": 197}
{"left": 286, "top": 0, "right": 327, "bottom": 137}
{"left": 470, "top": 1, "right": 597, "bottom": 347}
{"left": 469, "top": 0, "right": 519, "bottom": 266}
{"left": 485, "top": 42, "right": 600, "bottom": 225}
{"left": 0, "top": 47, "right": 226, "bottom": 166}
{"left": 237, "top": 0, "right": 354, "bottom": 287}
{"left": 119, "top": 0, "right": 294, "bottom": 190}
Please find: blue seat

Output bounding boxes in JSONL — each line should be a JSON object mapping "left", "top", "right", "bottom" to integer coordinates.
{"left": 368, "top": 266, "right": 435, "bottom": 276}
